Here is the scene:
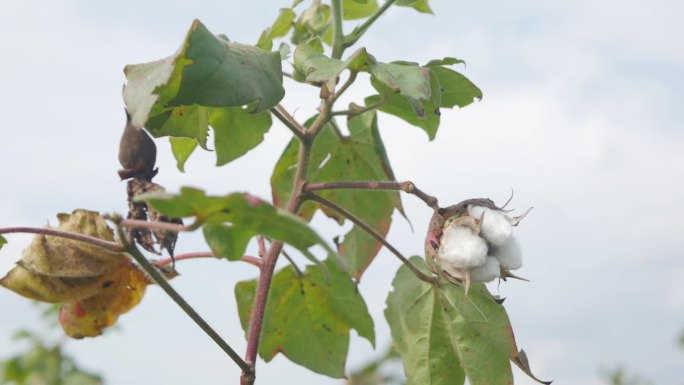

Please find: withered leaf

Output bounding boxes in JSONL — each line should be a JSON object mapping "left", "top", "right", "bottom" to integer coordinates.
{"left": 20, "top": 209, "right": 127, "bottom": 278}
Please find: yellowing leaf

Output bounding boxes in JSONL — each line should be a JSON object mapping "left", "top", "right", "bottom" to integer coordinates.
{"left": 59, "top": 266, "right": 149, "bottom": 339}
{"left": 0, "top": 264, "right": 113, "bottom": 303}
{"left": 21, "top": 209, "right": 126, "bottom": 278}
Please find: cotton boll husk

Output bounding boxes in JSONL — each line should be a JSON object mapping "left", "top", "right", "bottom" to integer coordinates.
{"left": 471, "top": 256, "right": 501, "bottom": 282}
{"left": 468, "top": 205, "right": 513, "bottom": 246}
{"left": 438, "top": 224, "right": 488, "bottom": 269}
{"left": 493, "top": 236, "right": 523, "bottom": 270}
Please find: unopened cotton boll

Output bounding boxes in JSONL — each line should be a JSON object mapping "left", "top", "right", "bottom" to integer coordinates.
{"left": 467, "top": 205, "right": 512, "bottom": 246}
{"left": 471, "top": 256, "right": 501, "bottom": 283}
{"left": 492, "top": 236, "right": 523, "bottom": 270}
{"left": 438, "top": 224, "right": 488, "bottom": 269}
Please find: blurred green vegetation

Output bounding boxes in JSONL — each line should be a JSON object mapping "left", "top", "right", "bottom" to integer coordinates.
{"left": 0, "top": 304, "right": 102, "bottom": 385}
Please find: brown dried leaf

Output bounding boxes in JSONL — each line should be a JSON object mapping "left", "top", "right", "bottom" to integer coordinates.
{"left": 126, "top": 179, "right": 182, "bottom": 257}
{"left": 20, "top": 209, "right": 126, "bottom": 278}
{"left": 0, "top": 263, "right": 118, "bottom": 303}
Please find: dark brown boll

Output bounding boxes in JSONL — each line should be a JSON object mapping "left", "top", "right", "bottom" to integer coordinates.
{"left": 118, "top": 110, "right": 157, "bottom": 181}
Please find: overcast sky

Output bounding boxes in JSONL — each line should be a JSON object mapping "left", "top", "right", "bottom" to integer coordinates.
{"left": 1, "top": 1, "right": 683, "bottom": 384}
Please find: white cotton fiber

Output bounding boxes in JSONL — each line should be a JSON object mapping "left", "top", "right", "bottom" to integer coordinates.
{"left": 468, "top": 205, "right": 512, "bottom": 246}
{"left": 492, "top": 236, "right": 523, "bottom": 270}
{"left": 438, "top": 224, "right": 488, "bottom": 269}
{"left": 471, "top": 256, "right": 501, "bottom": 282}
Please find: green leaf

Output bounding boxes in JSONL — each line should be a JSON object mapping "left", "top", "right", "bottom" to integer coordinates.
{"left": 160, "top": 105, "right": 272, "bottom": 169}
{"left": 141, "top": 188, "right": 334, "bottom": 256}
{"left": 211, "top": 108, "right": 272, "bottom": 166}
{"left": 425, "top": 59, "right": 482, "bottom": 108}
{"left": 0, "top": 235, "right": 6, "bottom": 251}
{"left": 342, "top": 0, "right": 379, "bottom": 19}
{"left": 169, "top": 137, "right": 197, "bottom": 172}
{"left": 369, "top": 62, "right": 431, "bottom": 116}
{"left": 366, "top": 92, "right": 440, "bottom": 140}
{"left": 292, "top": 1, "right": 331, "bottom": 45}
{"left": 270, "top": 8, "right": 297, "bottom": 38}
{"left": 293, "top": 45, "right": 374, "bottom": 88}
{"left": 257, "top": 8, "right": 297, "bottom": 51}
{"left": 124, "top": 19, "right": 284, "bottom": 127}
{"left": 271, "top": 112, "right": 402, "bottom": 279}
{"left": 202, "top": 223, "right": 253, "bottom": 261}
{"left": 385, "top": 257, "right": 518, "bottom": 385}
{"left": 235, "top": 259, "right": 374, "bottom": 378}
{"left": 278, "top": 42, "right": 292, "bottom": 60}
{"left": 395, "top": 0, "right": 433, "bottom": 14}
{"left": 425, "top": 57, "right": 465, "bottom": 67}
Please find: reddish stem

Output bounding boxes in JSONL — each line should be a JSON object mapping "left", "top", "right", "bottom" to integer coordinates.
{"left": 153, "top": 252, "right": 262, "bottom": 269}
{"left": 119, "top": 218, "right": 191, "bottom": 232}
{"left": 0, "top": 227, "right": 124, "bottom": 252}
{"left": 305, "top": 193, "right": 433, "bottom": 283}
{"left": 241, "top": 138, "right": 310, "bottom": 385}
{"left": 304, "top": 180, "right": 439, "bottom": 210}
{"left": 257, "top": 236, "right": 267, "bottom": 258}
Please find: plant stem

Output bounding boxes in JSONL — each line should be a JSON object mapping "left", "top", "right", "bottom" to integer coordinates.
{"left": 304, "top": 193, "right": 433, "bottom": 282}
{"left": 271, "top": 105, "right": 307, "bottom": 141}
{"left": 333, "top": 71, "right": 358, "bottom": 102}
{"left": 304, "top": 180, "right": 440, "bottom": 210}
{"left": 114, "top": 225, "right": 251, "bottom": 373}
{"left": 331, "top": 94, "right": 387, "bottom": 117}
{"left": 281, "top": 249, "right": 303, "bottom": 277}
{"left": 241, "top": 141, "right": 312, "bottom": 385}
{"left": 120, "top": 218, "right": 192, "bottom": 232}
{"left": 0, "top": 227, "right": 124, "bottom": 252}
{"left": 153, "top": 252, "right": 262, "bottom": 269}
{"left": 331, "top": 0, "right": 345, "bottom": 59}
{"left": 344, "top": 0, "right": 398, "bottom": 48}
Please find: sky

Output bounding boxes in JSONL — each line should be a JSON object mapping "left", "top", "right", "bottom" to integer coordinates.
{"left": 1, "top": 0, "right": 683, "bottom": 384}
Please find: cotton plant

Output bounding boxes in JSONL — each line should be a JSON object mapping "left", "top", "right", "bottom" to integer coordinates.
{"left": 425, "top": 198, "right": 532, "bottom": 294}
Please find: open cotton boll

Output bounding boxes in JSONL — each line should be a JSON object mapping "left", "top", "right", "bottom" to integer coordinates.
{"left": 471, "top": 256, "right": 501, "bottom": 282}
{"left": 492, "top": 236, "right": 523, "bottom": 270}
{"left": 467, "top": 205, "right": 512, "bottom": 246}
{"left": 438, "top": 224, "right": 488, "bottom": 269}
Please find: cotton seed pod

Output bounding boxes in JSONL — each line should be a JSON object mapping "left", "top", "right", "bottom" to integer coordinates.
{"left": 471, "top": 256, "right": 501, "bottom": 283}
{"left": 492, "top": 236, "right": 523, "bottom": 270}
{"left": 467, "top": 205, "right": 512, "bottom": 246}
{"left": 438, "top": 225, "right": 488, "bottom": 269}
{"left": 424, "top": 198, "right": 500, "bottom": 293}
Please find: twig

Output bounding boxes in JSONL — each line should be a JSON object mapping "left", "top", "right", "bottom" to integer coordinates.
{"left": 344, "top": 0, "right": 398, "bottom": 48}
{"left": 329, "top": 119, "right": 346, "bottom": 139}
{"left": 271, "top": 104, "right": 307, "bottom": 142}
{"left": 281, "top": 249, "right": 303, "bottom": 276}
{"left": 153, "top": 252, "right": 262, "bottom": 269}
{"left": 0, "top": 227, "right": 124, "bottom": 252}
{"left": 257, "top": 236, "right": 267, "bottom": 258}
{"left": 333, "top": 71, "right": 358, "bottom": 103}
{"left": 304, "top": 180, "right": 439, "bottom": 210}
{"left": 304, "top": 193, "right": 433, "bottom": 283}
{"left": 111, "top": 224, "right": 251, "bottom": 373}
{"left": 119, "top": 218, "right": 192, "bottom": 233}
{"left": 331, "top": 95, "right": 387, "bottom": 117}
